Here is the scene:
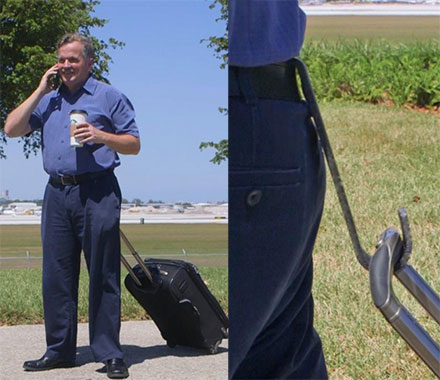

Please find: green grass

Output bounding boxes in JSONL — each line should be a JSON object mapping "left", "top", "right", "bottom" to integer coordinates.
{"left": 301, "top": 16, "right": 440, "bottom": 109}
{"left": 300, "top": 39, "right": 440, "bottom": 108}
{"left": 312, "top": 102, "right": 439, "bottom": 380}
{"left": 0, "top": 224, "right": 228, "bottom": 268}
{"left": 0, "top": 266, "right": 227, "bottom": 326}
{"left": 0, "top": 224, "right": 41, "bottom": 257}
{"left": 305, "top": 16, "right": 440, "bottom": 41}
{"left": 0, "top": 224, "right": 228, "bottom": 325}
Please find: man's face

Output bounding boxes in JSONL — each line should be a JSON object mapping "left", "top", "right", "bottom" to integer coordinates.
{"left": 57, "top": 41, "right": 93, "bottom": 92}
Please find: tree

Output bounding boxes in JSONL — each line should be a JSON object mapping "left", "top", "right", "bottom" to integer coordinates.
{"left": 199, "top": 0, "right": 228, "bottom": 165}
{"left": 132, "top": 198, "right": 143, "bottom": 206}
{"left": 0, "top": 0, "right": 124, "bottom": 158}
{"left": 202, "top": 0, "right": 228, "bottom": 69}
{"left": 199, "top": 136, "right": 228, "bottom": 165}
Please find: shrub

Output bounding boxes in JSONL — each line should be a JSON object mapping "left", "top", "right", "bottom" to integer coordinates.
{"left": 300, "top": 39, "right": 440, "bottom": 108}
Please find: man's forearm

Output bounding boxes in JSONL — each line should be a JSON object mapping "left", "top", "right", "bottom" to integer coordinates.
{"left": 101, "top": 132, "right": 141, "bottom": 155}
{"left": 4, "top": 88, "right": 45, "bottom": 137}
{"left": 73, "top": 123, "right": 140, "bottom": 155}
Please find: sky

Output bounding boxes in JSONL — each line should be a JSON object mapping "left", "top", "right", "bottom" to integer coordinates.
{"left": 0, "top": 0, "right": 227, "bottom": 203}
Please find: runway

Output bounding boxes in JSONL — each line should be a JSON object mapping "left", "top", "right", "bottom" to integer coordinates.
{"left": 302, "top": 3, "right": 440, "bottom": 16}
{"left": 0, "top": 214, "right": 227, "bottom": 225}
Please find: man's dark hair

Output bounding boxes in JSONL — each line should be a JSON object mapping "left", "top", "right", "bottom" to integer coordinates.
{"left": 57, "top": 33, "right": 95, "bottom": 60}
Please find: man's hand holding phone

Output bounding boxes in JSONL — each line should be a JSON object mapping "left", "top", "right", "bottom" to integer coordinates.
{"left": 4, "top": 63, "right": 61, "bottom": 138}
{"left": 38, "top": 64, "right": 60, "bottom": 94}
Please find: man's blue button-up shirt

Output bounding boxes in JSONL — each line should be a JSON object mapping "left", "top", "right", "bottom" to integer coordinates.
{"left": 229, "top": 0, "right": 306, "bottom": 67}
{"left": 30, "top": 75, "right": 139, "bottom": 177}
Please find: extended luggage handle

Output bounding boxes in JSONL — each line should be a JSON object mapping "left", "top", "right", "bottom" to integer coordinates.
{"left": 290, "top": 58, "right": 371, "bottom": 270}
{"left": 120, "top": 229, "right": 154, "bottom": 285}
{"left": 120, "top": 252, "right": 142, "bottom": 287}
{"left": 370, "top": 229, "right": 440, "bottom": 377}
{"left": 396, "top": 207, "right": 413, "bottom": 270}
{"left": 291, "top": 59, "right": 416, "bottom": 272}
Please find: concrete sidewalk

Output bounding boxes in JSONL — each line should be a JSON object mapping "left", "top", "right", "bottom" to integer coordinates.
{"left": 0, "top": 321, "right": 228, "bottom": 380}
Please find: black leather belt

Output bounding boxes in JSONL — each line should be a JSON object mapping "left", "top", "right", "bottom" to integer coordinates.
{"left": 49, "top": 169, "right": 113, "bottom": 186}
{"left": 229, "top": 62, "right": 301, "bottom": 101}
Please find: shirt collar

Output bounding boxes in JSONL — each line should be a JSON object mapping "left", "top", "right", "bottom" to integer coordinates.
{"left": 83, "top": 75, "right": 98, "bottom": 95}
{"left": 57, "top": 74, "right": 98, "bottom": 96}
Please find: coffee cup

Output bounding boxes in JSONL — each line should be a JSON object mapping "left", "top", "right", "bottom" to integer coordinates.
{"left": 69, "top": 110, "right": 88, "bottom": 147}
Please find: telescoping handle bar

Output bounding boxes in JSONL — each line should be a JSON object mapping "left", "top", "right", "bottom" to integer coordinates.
{"left": 119, "top": 229, "right": 154, "bottom": 285}
{"left": 290, "top": 58, "right": 440, "bottom": 378}
{"left": 290, "top": 58, "right": 371, "bottom": 270}
{"left": 120, "top": 253, "right": 142, "bottom": 287}
{"left": 370, "top": 229, "right": 440, "bottom": 377}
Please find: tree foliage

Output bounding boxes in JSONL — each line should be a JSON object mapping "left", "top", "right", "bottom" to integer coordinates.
{"left": 199, "top": 138, "right": 228, "bottom": 165}
{"left": 200, "top": 0, "right": 228, "bottom": 164}
{"left": 0, "top": 0, "right": 124, "bottom": 158}
{"left": 201, "top": 0, "right": 228, "bottom": 69}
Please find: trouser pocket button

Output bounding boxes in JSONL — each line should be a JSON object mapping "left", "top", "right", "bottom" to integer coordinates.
{"left": 247, "top": 190, "right": 262, "bottom": 207}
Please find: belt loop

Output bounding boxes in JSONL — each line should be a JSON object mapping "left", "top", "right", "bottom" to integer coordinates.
{"left": 286, "top": 59, "right": 302, "bottom": 102}
{"left": 236, "top": 67, "right": 260, "bottom": 166}
{"left": 237, "top": 67, "right": 259, "bottom": 106}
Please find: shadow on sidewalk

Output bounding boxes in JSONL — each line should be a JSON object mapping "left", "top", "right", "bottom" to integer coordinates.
{"left": 75, "top": 344, "right": 228, "bottom": 367}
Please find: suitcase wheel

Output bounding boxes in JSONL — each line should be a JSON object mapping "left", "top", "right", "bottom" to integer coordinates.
{"left": 208, "top": 340, "right": 221, "bottom": 355}
{"left": 221, "top": 327, "right": 229, "bottom": 339}
{"left": 167, "top": 340, "right": 177, "bottom": 348}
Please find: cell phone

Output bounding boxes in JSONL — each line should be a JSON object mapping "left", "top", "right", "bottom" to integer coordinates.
{"left": 49, "top": 73, "right": 61, "bottom": 89}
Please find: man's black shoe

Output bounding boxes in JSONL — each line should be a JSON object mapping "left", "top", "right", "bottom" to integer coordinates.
{"left": 105, "top": 358, "right": 129, "bottom": 379}
{"left": 23, "top": 356, "right": 75, "bottom": 371}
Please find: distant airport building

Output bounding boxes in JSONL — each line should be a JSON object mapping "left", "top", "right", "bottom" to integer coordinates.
{"left": 0, "top": 190, "right": 10, "bottom": 201}
{"left": 0, "top": 202, "right": 40, "bottom": 216}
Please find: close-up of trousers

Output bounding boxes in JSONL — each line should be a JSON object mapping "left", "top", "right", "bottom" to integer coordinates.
{"left": 228, "top": 64, "right": 328, "bottom": 379}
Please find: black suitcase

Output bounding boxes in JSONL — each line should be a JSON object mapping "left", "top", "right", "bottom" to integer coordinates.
{"left": 119, "top": 230, "right": 228, "bottom": 354}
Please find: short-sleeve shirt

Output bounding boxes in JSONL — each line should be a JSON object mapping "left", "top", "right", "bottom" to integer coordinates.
{"left": 29, "top": 75, "right": 139, "bottom": 177}
{"left": 229, "top": 0, "right": 306, "bottom": 67}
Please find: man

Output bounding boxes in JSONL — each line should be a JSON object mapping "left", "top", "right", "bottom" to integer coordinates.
{"left": 228, "top": 1, "right": 328, "bottom": 379}
{"left": 4, "top": 33, "right": 140, "bottom": 379}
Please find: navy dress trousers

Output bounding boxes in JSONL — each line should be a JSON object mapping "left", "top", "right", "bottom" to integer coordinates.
{"left": 229, "top": 1, "right": 328, "bottom": 378}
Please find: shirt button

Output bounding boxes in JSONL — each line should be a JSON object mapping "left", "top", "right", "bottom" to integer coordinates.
{"left": 247, "top": 190, "right": 262, "bottom": 207}
{"left": 58, "top": 157, "right": 61, "bottom": 160}
{"left": 61, "top": 140, "right": 64, "bottom": 143}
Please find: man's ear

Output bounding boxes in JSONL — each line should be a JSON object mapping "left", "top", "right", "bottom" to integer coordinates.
{"left": 88, "top": 58, "right": 94, "bottom": 71}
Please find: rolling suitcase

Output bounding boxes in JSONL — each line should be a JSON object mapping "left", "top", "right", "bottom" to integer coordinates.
{"left": 119, "top": 229, "right": 229, "bottom": 354}
{"left": 291, "top": 58, "right": 440, "bottom": 377}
